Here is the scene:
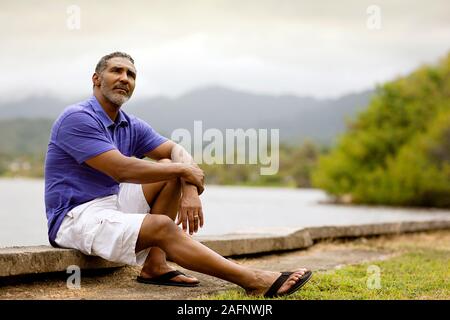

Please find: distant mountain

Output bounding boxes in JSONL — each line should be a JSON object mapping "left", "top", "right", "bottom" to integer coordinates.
{"left": 262, "top": 90, "right": 374, "bottom": 143}
{"left": 0, "top": 96, "right": 68, "bottom": 119}
{"left": 0, "top": 118, "right": 53, "bottom": 156}
{"left": 126, "top": 86, "right": 374, "bottom": 143}
{"left": 125, "top": 86, "right": 321, "bottom": 138}
{"left": 0, "top": 86, "right": 374, "bottom": 156}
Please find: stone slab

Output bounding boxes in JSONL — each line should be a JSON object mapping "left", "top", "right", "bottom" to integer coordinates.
{"left": 1, "top": 219, "right": 449, "bottom": 277}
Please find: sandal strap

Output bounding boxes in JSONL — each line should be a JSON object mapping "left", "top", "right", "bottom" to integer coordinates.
{"left": 264, "top": 272, "right": 292, "bottom": 298}
{"left": 150, "top": 270, "right": 185, "bottom": 282}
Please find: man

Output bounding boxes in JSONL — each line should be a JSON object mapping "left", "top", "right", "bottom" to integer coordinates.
{"left": 44, "top": 52, "right": 312, "bottom": 297}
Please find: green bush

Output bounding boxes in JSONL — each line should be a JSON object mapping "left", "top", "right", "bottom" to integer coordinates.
{"left": 312, "top": 53, "right": 450, "bottom": 207}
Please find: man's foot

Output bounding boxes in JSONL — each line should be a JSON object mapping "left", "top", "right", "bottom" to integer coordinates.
{"left": 246, "top": 268, "right": 311, "bottom": 297}
{"left": 139, "top": 266, "right": 200, "bottom": 286}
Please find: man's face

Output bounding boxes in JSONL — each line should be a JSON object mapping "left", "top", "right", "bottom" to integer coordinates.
{"left": 97, "top": 57, "right": 136, "bottom": 107}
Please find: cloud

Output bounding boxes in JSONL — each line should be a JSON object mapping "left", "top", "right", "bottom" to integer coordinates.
{"left": 1, "top": 0, "right": 449, "bottom": 102}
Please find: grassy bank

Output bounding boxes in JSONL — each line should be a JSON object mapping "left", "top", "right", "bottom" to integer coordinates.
{"left": 204, "top": 232, "right": 450, "bottom": 300}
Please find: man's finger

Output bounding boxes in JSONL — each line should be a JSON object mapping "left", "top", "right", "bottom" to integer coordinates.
{"left": 181, "top": 208, "right": 188, "bottom": 232}
{"left": 176, "top": 207, "right": 184, "bottom": 225}
{"left": 176, "top": 206, "right": 182, "bottom": 225}
{"left": 188, "top": 209, "right": 195, "bottom": 235}
{"left": 199, "top": 207, "right": 204, "bottom": 228}
{"left": 193, "top": 209, "right": 199, "bottom": 233}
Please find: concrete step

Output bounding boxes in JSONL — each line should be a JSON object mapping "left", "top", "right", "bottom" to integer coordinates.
{"left": 1, "top": 219, "right": 449, "bottom": 277}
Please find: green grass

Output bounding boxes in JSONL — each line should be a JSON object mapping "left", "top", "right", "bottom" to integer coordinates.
{"left": 204, "top": 250, "right": 450, "bottom": 300}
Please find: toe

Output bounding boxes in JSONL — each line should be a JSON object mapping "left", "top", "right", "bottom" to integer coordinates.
{"left": 275, "top": 270, "right": 311, "bottom": 296}
{"left": 296, "top": 268, "right": 309, "bottom": 276}
{"left": 294, "top": 270, "right": 305, "bottom": 277}
{"left": 175, "top": 275, "right": 200, "bottom": 284}
{"left": 277, "top": 273, "right": 300, "bottom": 295}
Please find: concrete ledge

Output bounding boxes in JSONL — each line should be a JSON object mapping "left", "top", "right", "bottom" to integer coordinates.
{"left": 0, "top": 246, "right": 123, "bottom": 277}
{"left": 199, "top": 229, "right": 313, "bottom": 256}
{"left": 306, "top": 220, "right": 450, "bottom": 240}
{"left": 1, "top": 220, "right": 449, "bottom": 277}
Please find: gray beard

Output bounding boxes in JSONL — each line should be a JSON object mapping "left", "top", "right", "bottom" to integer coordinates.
{"left": 100, "top": 84, "right": 130, "bottom": 107}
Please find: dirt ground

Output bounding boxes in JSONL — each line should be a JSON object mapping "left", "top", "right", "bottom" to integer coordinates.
{"left": 0, "top": 230, "right": 448, "bottom": 300}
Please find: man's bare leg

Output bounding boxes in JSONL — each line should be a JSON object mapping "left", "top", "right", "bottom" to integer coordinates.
{"left": 135, "top": 214, "right": 309, "bottom": 296}
{"left": 138, "top": 159, "right": 198, "bottom": 285}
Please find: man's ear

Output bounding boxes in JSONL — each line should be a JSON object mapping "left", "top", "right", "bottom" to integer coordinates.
{"left": 92, "top": 73, "right": 101, "bottom": 87}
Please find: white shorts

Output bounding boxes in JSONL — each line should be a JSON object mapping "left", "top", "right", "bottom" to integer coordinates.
{"left": 55, "top": 183, "right": 151, "bottom": 266}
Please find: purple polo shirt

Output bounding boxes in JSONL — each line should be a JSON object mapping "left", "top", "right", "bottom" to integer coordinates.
{"left": 44, "top": 95, "right": 167, "bottom": 247}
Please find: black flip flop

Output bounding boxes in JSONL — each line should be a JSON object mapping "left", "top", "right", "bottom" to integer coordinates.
{"left": 264, "top": 270, "right": 313, "bottom": 298}
{"left": 136, "top": 270, "right": 199, "bottom": 287}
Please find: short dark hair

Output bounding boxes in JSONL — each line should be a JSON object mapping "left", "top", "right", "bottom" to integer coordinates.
{"left": 95, "top": 52, "right": 135, "bottom": 74}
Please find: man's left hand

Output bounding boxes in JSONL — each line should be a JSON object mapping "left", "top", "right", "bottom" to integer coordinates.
{"left": 176, "top": 185, "right": 204, "bottom": 235}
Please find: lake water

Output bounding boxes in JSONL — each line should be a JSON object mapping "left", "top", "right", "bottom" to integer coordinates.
{"left": 0, "top": 178, "right": 449, "bottom": 248}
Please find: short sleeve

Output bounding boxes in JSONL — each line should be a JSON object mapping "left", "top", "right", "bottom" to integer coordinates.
{"left": 55, "top": 112, "right": 117, "bottom": 164}
{"left": 133, "top": 118, "right": 168, "bottom": 158}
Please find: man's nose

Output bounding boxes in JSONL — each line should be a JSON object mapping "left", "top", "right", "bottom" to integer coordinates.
{"left": 118, "top": 71, "right": 130, "bottom": 83}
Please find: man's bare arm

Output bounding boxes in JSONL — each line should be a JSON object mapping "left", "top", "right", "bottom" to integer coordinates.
{"left": 145, "top": 140, "right": 205, "bottom": 234}
{"left": 84, "top": 149, "right": 204, "bottom": 189}
{"left": 145, "top": 140, "right": 204, "bottom": 194}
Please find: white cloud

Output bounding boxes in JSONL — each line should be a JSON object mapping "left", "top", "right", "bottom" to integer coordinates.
{"left": 0, "top": 0, "right": 449, "bottom": 102}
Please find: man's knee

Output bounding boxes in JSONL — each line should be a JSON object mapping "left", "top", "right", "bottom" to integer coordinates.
{"left": 158, "top": 159, "right": 181, "bottom": 190}
{"left": 152, "top": 214, "right": 177, "bottom": 234}
{"left": 142, "top": 159, "right": 180, "bottom": 202}
{"left": 139, "top": 214, "right": 180, "bottom": 247}
{"left": 167, "top": 177, "right": 182, "bottom": 192}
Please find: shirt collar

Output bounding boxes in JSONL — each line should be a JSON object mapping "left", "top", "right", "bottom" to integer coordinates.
{"left": 89, "top": 95, "right": 129, "bottom": 128}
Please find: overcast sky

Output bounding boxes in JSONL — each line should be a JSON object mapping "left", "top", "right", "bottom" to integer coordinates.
{"left": 1, "top": 0, "right": 449, "bottom": 102}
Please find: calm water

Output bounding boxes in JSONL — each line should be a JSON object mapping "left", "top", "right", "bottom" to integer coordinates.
{"left": 0, "top": 178, "right": 449, "bottom": 248}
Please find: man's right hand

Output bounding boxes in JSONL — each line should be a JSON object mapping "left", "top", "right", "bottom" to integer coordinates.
{"left": 181, "top": 164, "right": 205, "bottom": 194}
